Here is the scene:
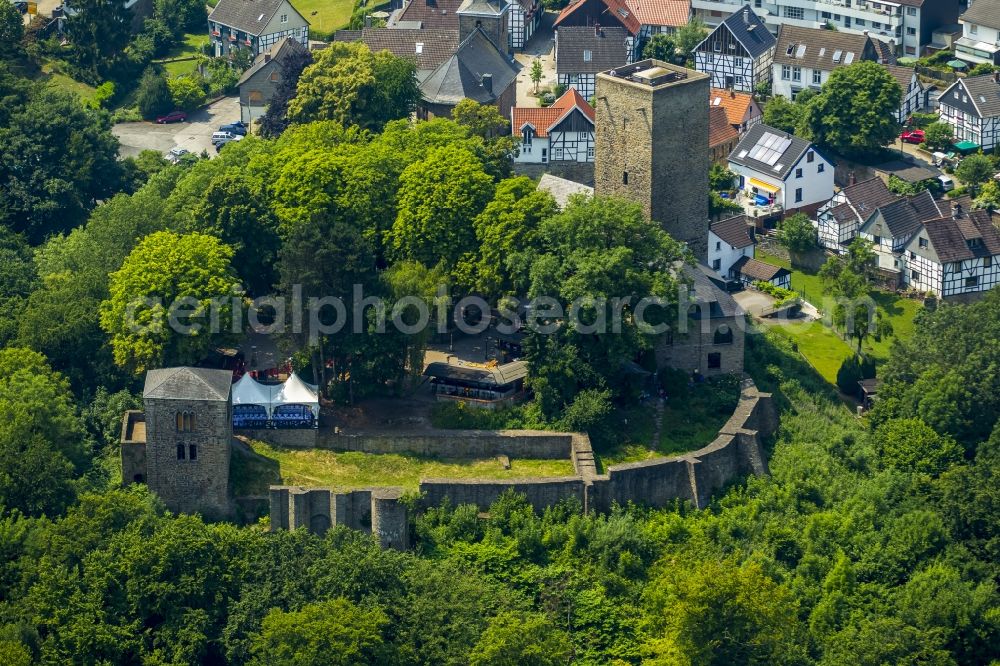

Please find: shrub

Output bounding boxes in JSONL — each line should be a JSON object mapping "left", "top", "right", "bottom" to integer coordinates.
{"left": 135, "top": 68, "right": 173, "bottom": 119}
{"left": 754, "top": 281, "right": 799, "bottom": 307}
{"left": 835, "top": 354, "right": 874, "bottom": 396}
{"left": 167, "top": 75, "right": 207, "bottom": 112}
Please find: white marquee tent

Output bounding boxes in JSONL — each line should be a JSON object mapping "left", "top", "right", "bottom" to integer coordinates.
{"left": 231, "top": 373, "right": 320, "bottom": 427}
{"left": 271, "top": 373, "right": 321, "bottom": 420}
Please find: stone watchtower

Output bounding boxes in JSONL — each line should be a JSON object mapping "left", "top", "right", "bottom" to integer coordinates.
{"left": 457, "top": 0, "right": 510, "bottom": 54}
{"left": 122, "top": 367, "right": 234, "bottom": 517}
{"left": 594, "top": 60, "right": 710, "bottom": 260}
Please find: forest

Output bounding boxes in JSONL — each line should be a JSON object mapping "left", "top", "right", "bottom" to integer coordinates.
{"left": 0, "top": 46, "right": 998, "bottom": 663}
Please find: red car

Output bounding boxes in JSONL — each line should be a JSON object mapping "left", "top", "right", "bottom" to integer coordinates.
{"left": 900, "top": 129, "right": 925, "bottom": 144}
{"left": 156, "top": 111, "right": 187, "bottom": 124}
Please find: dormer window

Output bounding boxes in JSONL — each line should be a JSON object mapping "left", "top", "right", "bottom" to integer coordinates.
{"left": 967, "top": 238, "right": 982, "bottom": 249}
{"left": 918, "top": 237, "right": 928, "bottom": 249}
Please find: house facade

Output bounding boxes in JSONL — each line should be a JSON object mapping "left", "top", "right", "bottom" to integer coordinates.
{"left": 731, "top": 256, "right": 791, "bottom": 289}
{"left": 858, "top": 190, "right": 942, "bottom": 277}
{"left": 772, "top": 25, "right": 881, "bottom": 100}
{"left": 710, "top": 87, "right": 762, "bottom": 133}
{"left": 555, "top": 26, "right": 631, "bottom": 101}
{"left": 886, "top": 64, "right": 924, "bottom": 123}
{"left": 902, "top": 205, "right": 1000, "bottom": 299}
{"left": 708, "top": 215, "right": 755, "bottom": 279}
{"left": 208, "top": 0, "right": 308, "bottom": 59}
{"left": 955, "top": 0, "right": 1000, "bottom": 66}
{"left": 512, "top": 88, "right": 596, "bottom": 164}
{"left": 694, "top": 6, "right": 775, "bottom": 93}
{"left": 553, "top": 0, "right": 689, "bottom": 61}
{"left": 815, "top": 177, "right": 898, "bottom": 251}
{"left": 236, "top": 37, "right": 308, "bottom": 123}
{"left": 509, "top": 0, "right": 542, "bottom": 50}
{"left": 691, "top": 0, "right": 961, "bottom": 58}
{"left": 728, "top": 123, "right": 835, "bottom": 215}
{"left": 938, "top": 73, "right": 1000, "bottom": 152}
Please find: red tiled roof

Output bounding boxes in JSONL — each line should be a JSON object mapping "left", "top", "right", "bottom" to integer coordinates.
{"left": 555, "top": 0, "right": 641, "bottom": 35}
{"left": 512, "top": 89, "right": 595, "bottom": 137}
{"left": 709, "top": 87, "right": 755, "bottom": 127}
{"left": 626, "top": 0, "right": 690, "bottom": 28}
{"left": 708, "top": 106, "right": 739, "bottom": 148}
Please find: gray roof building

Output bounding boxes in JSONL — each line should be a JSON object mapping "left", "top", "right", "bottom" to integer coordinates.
{"left": 773, "top": 25, "right": 880, "bottom": 71}
{"left": 556, "top": 26, "right": 630, "bottom": 75}
{"left": 940, "top": 73, "right": 1000, "bottom": 119}
{"left": 961, "top": 0, "right": 1000, "bottom": 32}
{"left": 699, "top": 6, "right": 776, "bottom": 60}
{"left": 920, "top": 208, "right": 1000, "bottom": 263}
{"left": 864, "top": 190, "right": 942, "bottom": 240}
{"left": 209, "top": 0, "right": 298, "bottom": 36}
{"left": 728, "top": 123, "right": 816, "bottom": 180}
{"left": 349, "top": 27, "right": 460, "bottom": 78}
{"left": 710, "top": 215, "right": 754, "bottom": 249}
{"left": 143, "top": 368, "right": 233, "bottom": 402}
{"left": 420, "top": 27, "right": 519, "bottom": 106}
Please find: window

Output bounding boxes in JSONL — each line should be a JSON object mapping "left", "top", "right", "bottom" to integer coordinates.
{"left": 919, "top": 237, "right": 928, "bottom": 249}
{"left": 177, "top": 444, "right": 186, "bottom": 460}
{"left": 189, "top": 444, "right": 198, "bottom": 460}
{"left": 970, "top": 25, "right": 978, "bottom": 35}
{"left": 269, "top": 71, "right": 279, "bottom": 82}
{"left": 966, "top": 276, "right": 979, "bottom": 288}
{"left": 713, "top": 41, "right": 721, "bottom": 52}
{"left": 821, "top": 11, "right": 831, "bottom": 19}
{"left": 813, "top": 70, "right": 822, "bottom": 85}
{"left": 783, "top": 6, "right": 804, "bottom": 20}
{"left": 817, "top": 163, "right": 825, "bottom": 173}
{"left": 754, "top": 0, "right": 761, "bottom": 7}
{"left": 713, "top": 325, "right": 733, "bottom": 345}
{"left": 806, "top": 151, "right": 814, "bottom": 163}
{"left": 910, "top": 251, "right": 916, "bottom": 259}
{"left": 280, "top": 13, "right": 288, "bottom": 22}
{"left": 712, "top": 258, "right": 722, "bottom": 270}
{"left": 734, "top": 57, "right": 744, "bottom": 68}
{"left": 855, "top": 18, "right": 865, "bottom": 27}
{"left": 781, "top": 65, "right": 791, "bottom": 80}
{"left": 795, "top": 188, "right": 803, "bottom": 203}
{"left": 735, "top": 75, "right": 744, "bottom": 84}
{"left": 985, "top": 256, "right": 992, "bottom": 268}
{"left": 623, "top": 171, "right": 628, "bottom": 185}
{"left": 583, "top": 49, "right": 592, "bottom": 62}
{"left": 907, "top": 27, "right": 916, "bottom": 36}
{"left": 911, "top": 269, "right": 920, "bottom": 280}
{"left": 708, "top": 353, "right": 722, "bottom": 369}
{"left": 907, "top": 6, "right": 916, "bottom": 16}
{"left": 586, "top": 146, "right": 594, "bottom": 159}
{"left": 792, "top": 66, "right": 801, "bottom": 82}
{"left": 716, "top": 241, "right": 721, "bottom": 250}
{"left": 175, "top": 411, "right": 195, "bottom": 432}
{"left": 554, "top": 148, "right": 563, "bottom": 160}
{"left": 873, "top": 235, "right": 881, "bottom": 245}
{"left": 795, "top": 167, "right": 803, "bottom": 178}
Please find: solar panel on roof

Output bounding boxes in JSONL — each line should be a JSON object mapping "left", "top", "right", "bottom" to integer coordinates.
{"left": 747, "top": 132, "right": 792, "bottom": 166}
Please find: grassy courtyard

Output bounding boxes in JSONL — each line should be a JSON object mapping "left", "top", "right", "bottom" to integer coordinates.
{"left": 291, "top": 0, "right": 356, "bottom": 37}
{"left": 231, "top": 439, "right": 577, "bottom": 495}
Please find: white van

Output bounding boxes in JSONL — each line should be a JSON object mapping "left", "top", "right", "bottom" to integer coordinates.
{"left": 937, "top": 174, "right": 955, "bottom": 192}
{"left": 212, "top": 131, "right": 237, "bottom": 145}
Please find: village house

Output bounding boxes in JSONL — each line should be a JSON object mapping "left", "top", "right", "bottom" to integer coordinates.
{"left": 334, "top": 27, "right": 460, "bottom": 81}
{"left": 694, "top": 6, "right": 775, "bottom": 94}
{"left": 709, "top": 106, "right": 740, "bottom": 164}
{"left": 938, "top": 72, "right": 1000, "bottom": 153}
{"left": 511, "top": 88, "right": 596, "bottom": 164}
{"left": 708, "top": 215, "right": 755, "bottom": 279}
{"left": 236, "top": 37, "right": 309, "bottom": 123}
{"left": 885, "top": 64, "right": 926, "bottom": 123}
{"left": 955, "top": 0, "right": 1000, "bottom": 66}
{"left": 903, "top": 203, "right": 1000, "bottom": 299}
{"left": 555, "top": 26, "right": 631, "bottom": 100}
{"left": 553, "top": 0, "right": 690, "bottom": 61}
{"left": 815, "top": 177, "right": 898, "bottom": 252}
{"left": 509, "top": 0, "right": 542, "bottom": 50}
{"left": 728, "top": 124, "right": 835, "bottom": 215}
{"left": 772, "top": 25, "right": 882, "bottom": 100}
{"left": 858, "top": 189, "right": 943, "bottom": 281}
{"left": 208, "top": 0, "right": 308, "bottom": 59}
{"left": 731, "top": 256, "right": 791, "bottom": 289}
{"left": 710, "top": 87, "right": 762, "bottom": 133}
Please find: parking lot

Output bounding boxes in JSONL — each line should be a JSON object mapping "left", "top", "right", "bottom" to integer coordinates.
{"left": 112, "top": 96, "right": 242, "bottom": 159}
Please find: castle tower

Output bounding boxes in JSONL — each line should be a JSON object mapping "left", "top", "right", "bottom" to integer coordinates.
{"left": 457, "top": 0, "right": 510, "bottom": 55}
{"left": 594, "top": 60, "right": 710, "bottom": 260}
{"left": 139, "top": 367, "right": 234, "bottom": 516}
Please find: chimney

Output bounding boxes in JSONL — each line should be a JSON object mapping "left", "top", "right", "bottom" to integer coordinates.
{"left": 595, "top": 22, "right": 601, "bottom": 37}
{"left": 743, "top": 6, "right": 749, "bottom": 24}
{"left": 481, "top": 73, "right": 493, "bottom": 94}
{"left": 953, "top": 203, "right": 963, "bottom": 219}
{"left": 730, "top": 90, "right": 735, "bottom": 98}
{"left": 849, "top": 171, "right": 857, "bottom": 186}
{"left": 264, "top": 53, "right": 271, "bottom": 63}
{"left": 994, "top": 72, "right": 1000, "bottom": 84}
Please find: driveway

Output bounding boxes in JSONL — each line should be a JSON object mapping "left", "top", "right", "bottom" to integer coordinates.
{"left": 113, "top": 96, "right": 242, "bottom": 159}
{"left": 514, "top": 13, "right": 557, "bottom": 109}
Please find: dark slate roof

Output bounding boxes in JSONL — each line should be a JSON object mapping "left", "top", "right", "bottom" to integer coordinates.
{"left": 874, "top": 39, "right": 897, "bottom": 65}
{"left": 961, "top": 0, "right": 1000, "bottom": 31}
{"left": 728, "top": 123, "right": 815, "bottom": 180}
{"left": 873, "top": 158, "right": 937, "bottom": 183}
{"left": 457, "top": 0, "right": 504, "bottom": 15}
{"left": 420, "top": 27, "right": 519, "bottom": 105}
{"left": 699, "top": 6, "right": 775, "bottom": 59}
{"left": 884, "top": 64, "right": 916, "bottom": 93}
{"left": 732, "top": 256, "right": 790, "bottom": 282}
{"left": 556, "top": 26, "right": 629, "bottom": 75}
{"left": 357, "top": 27, "right": 459, "bottom": 74}
{"left": 685, "top": 263, "right": 742, "bottom": 318}
{"left": 424, "top": 360, "right": 528, "bottom": 385}
{"left": 144, "top": 367, "right": 233, "bottom": 401}
{"left": 333, "top": 29, "right": 363, "bottom": 42}
{"left": 209, "top": 0, "right": 298, "bottom": 36}
{"left": 830, "top": 203, "right": 857, "bottom": 226}
{"left": 873, "top": 190, "right": 942, "bottom": 239}
{"left": 842, "top": 177, "right": 899, "bottom": 217}
{"left": 397, "top": 0, "right": 465, "bottom": 29}
{"left": 774, "top": 25, "right": 879, "bottom": 71}
{"left": 920, "top": 209, "right": 1000, "bottom": 263}
{"left": 943, "top": 74, "right": 1000, "bottom": 119}
{"left": 710, "top": 215, "right": 754, "bottom": 248}
{"left": 237, "top": 36, "right": 308, "bottom": 86}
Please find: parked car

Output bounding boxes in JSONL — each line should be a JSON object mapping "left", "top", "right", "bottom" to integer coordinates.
{"left": 218, "top": 121, "right": 247, "bottom": 136}
{"left": 215, "top": 135, "right": 243, "bottom": 152}
{"left": 937, "top": 174, "right": 955, "bottom": 192}
{"left": 900, "top": 129, "right": 925, "bottom": 144}
{"left": 156, "top": 111, "right": 187, "bottom": 124}
{"left": 165, "top": 147, "right": 189, "bottom": 164}
{"left": 211, "top": 131, "right": 239, "bottom": 145}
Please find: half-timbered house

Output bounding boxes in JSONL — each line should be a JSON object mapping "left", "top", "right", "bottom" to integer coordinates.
{"left": 815, "top": 177, "right": 898, "bottom": 252}
{"left": 858, "top": 190, "right": 942, "bottom": 282}
{"left": 694, "top": 6, "right": 775, "bottom": 93}
{"left": 509, "top": 0, "right": 542, "bottom": 50}
{"left": 886, "top": 64, "right": 925, "bottom": 124}
{"left": 512, "top": 88, "right": 596, "bottom": 164}
{"left": 902, "top": 204, "right": 1000, "bottom": 300}
{"left": 553, "top": 0, "right": 689, "bottom": 61}
{"left": 555, "top": 25, "right": 630, "bottom": 100}
{"left": 939, "top": 72, "right": 1000, "bottom": 152}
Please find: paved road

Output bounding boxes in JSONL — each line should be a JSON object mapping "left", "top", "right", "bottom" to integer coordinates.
{"left": 113, "top": 96, "right": 242, "bottom": 159}
{"left": 514, "top": 13, "right": 557, "bottom": 109}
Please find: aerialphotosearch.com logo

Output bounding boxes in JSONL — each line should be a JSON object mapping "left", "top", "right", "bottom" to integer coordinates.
{"left": 124, "top": 283, "right": 885, "bottom": 343}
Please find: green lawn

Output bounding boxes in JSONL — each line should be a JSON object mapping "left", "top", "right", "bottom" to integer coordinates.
{"left": 291, "top": 0, "right": 357, "bottom": 36}
{"left": 768, "top": 320, "right": 855, "bottom": 385}
{"left": 155, "top": 32, "right": 208, "bottom": 79}
{"left": 232, "top": 439, "right": 577, "bottom": 495}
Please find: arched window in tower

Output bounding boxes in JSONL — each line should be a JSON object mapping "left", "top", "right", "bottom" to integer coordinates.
{"left": 176, "top": 411, "right": 183, "bottom": 431}
{"left": 714, "top": 324, "right": 733, "bottom": 345}
{"left": 189, "top": 444, "right": 198, "bottom": 461}
{"left": 176, "top": 443, "right": 186, "bottom": 460}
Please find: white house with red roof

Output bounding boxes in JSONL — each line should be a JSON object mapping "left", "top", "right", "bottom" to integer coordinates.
{"left": 554, "top": 0, "right": 690, "bottom": 60}
{"left": 511, "top": 89, "right": 596, "bottom": 164}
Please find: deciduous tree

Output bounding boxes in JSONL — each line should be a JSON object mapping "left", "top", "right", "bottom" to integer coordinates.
{"left": 955, "top": 153, "right": 994, "bottom": 192}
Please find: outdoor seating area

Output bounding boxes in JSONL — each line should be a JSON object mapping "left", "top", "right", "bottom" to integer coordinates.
{"left": 231, "top": 372, "right": 320, "bottom": 429}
